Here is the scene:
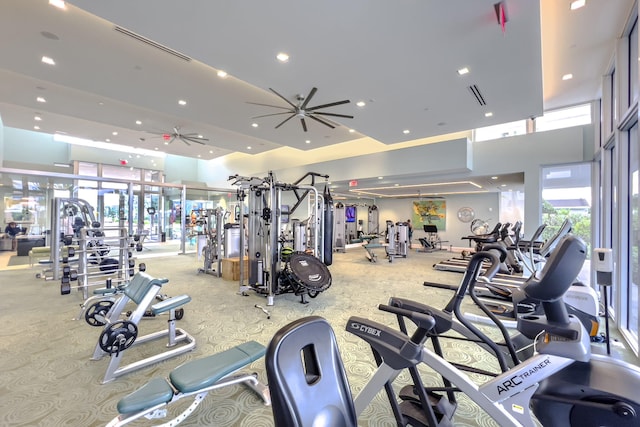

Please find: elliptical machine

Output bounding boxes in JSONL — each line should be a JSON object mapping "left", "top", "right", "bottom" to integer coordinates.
{"left": 266, "top": 235, "right": 640, "bottom": 427}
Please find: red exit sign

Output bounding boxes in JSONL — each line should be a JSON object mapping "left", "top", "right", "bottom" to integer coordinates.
{"left": 349, "top": 180, "right": 358, "bottom": 187}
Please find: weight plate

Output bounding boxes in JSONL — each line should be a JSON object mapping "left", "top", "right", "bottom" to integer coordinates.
{"left": 98, "top": 320, "right": 138, "bottom": 354}
{"left": 84, "top": 300, "right": 114, "bottom": 327}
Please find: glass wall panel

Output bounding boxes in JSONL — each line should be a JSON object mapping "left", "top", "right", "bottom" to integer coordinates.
{"left": 534, "top": 104, "right": 591, "bottom": 132}
{"left": 541, "top": 163, "right": 592, "bottom": 282}
{"left": 630, "top": 19, "right": 638, "bottom": 106}
{"left": 627, "top": 123, "right": 639, "bottom": 340}
{"left": 474, "top": 119, "right": 527, "bottom": 142}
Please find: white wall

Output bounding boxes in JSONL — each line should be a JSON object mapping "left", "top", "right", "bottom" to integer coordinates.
{"left": 375, "top": 192, "right": 500, "bottom": 247}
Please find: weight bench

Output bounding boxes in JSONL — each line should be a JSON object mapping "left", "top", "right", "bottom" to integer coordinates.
{"left": 363, "top": 242, "right": 385, "bottom": 263}
{"left": 106, "top": 341, "right": 270, "bottom": 427}
{"left": 91, "top": 272, "right": 196, "bottom": 384}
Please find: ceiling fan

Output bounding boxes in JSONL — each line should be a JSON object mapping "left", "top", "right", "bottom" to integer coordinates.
{"left": 149, "top": 126, "right": 208, "bottom": 146}
{"left": 248, "top": 87, "right": 353, "bottom": 132}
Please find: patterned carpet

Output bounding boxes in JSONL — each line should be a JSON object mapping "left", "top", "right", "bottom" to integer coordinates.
{"left": 0, "top": 246, "right": 606, "bottom": 426}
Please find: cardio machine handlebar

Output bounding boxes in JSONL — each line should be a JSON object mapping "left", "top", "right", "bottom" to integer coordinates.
{"left": 378, "top": 304, "right": 436, "bottom": 333}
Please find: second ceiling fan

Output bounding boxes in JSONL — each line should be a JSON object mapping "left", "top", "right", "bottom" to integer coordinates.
{"left": 151, "top": 126, "right": 208, "bottom": 146}
{"left": 249, "top": 87, "right": 353, "bottom": 132}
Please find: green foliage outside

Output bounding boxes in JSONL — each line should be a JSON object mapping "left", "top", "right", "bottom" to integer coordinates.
{"left": 541, "top": 199, "right": 591, "bottom": 258}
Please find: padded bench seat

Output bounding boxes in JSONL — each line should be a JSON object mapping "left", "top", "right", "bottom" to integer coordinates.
{"left": 117, "top": 341, "right": 266, "bottom": 414}
{"left": 151, "top": 295, "right": 191, "bottom": 315}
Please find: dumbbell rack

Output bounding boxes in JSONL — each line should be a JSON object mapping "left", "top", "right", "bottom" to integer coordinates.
{"left": 60, "top": 227, "right": 146, "bottom": 298}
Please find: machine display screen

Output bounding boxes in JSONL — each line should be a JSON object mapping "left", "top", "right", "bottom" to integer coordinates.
{"left": 345, "top": 206, "right": 356, "bottom": 223}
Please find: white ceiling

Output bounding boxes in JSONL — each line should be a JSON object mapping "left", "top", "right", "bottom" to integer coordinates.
{"left": 0, "top": 0, "right": 634, "bottom": 195}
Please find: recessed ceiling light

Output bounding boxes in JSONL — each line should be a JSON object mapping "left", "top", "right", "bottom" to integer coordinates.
{"left": 394, "top": 183, "right": 400, "bottom": 187}
{"left": 197, "top": 134, "right": 203, "bottom": 138}
{"left": 485, "top": 112, "right": 493, "bottom": 117}
{"left": 197, "top": 154, "right": 201, "bottom": 158}
{"left": 247, "top": 146, "right": 252, "bottom": 150}
{"left": 491, "top": 176, "right": 498, "bottom": 180}
{"left": 34, "top": 115, "right": 42, "bottom": 121}
{"left": 217, "top": 70, "right": 228, "bottom": 78}
{"left": 112, "top": 131, "right": 118, "bottom": 136}
{"left": 349, "top": 129, "right": 355, "bottom": 133}
{"left": 356, "top": 101, "right": 366, "bottom": 107}
{"left": 135, "top": 120, "right": 142, "bottom": 125}
{"left": 501, "top": 184, "right": 507, "bottom": 187}
{"left": 562, "top": 73, "right": 573, "bottom": 80}
{"left": 41, "top": 56, "right": 55, "bottom": 65}
{"left": 164, "top": 142, "right": 169, "bottom": 145}
{"left": 178, "top": 99, "right": 187, "bottom": 106}
{"left": 36, "top": 97, "right": 46, "bottom": 103}
{"left": 457, "top": 67, "right": 469, "bottom": 75}
{"left": 34, "top": 125, "right": 40, "bottom": 130}
{"left": 49, "top": 0, "right": 66, "bottom": 9}
{"left": 570, "top": 0, "right": 585, "bottom": 10}
{"left": 251, "top": 123, "right": 259, "bottom": 128}
{"left": 209, "top": 150, "right": 213, "bottom": 154}
{"left": 403, "top": 129, "right": 410, "bottom": 134}
{"left": 378, "top": 176, "right": 383, "bottom": 180}
{"left": 105, "top": 138, "right": 111, "bottom": 142}
{"left": 276, "top": 52, "right": 289, "bottom": 62}
{"left": 154, "top": 147, "right": 158, "bottom": 150}
{"left": 305, "top": 140, "right": 311, "bottom": 144}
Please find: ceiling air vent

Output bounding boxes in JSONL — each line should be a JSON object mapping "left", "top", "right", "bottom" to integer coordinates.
{"left": 114, "top": 26, "right": 192, "bottom": 62}
{"left": 468, "top": 84, "right": 487, "bottom": 106}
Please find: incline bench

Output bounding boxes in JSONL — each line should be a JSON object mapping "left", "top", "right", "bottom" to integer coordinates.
{"left": 106, "top": 341, "right": 270, "bottom": 426}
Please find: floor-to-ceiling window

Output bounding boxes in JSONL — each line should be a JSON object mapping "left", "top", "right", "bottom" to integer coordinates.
{"left": 627, "top": 123, "right": 639, "bottom": 342}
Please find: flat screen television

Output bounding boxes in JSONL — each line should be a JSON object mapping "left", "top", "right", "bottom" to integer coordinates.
{"left": 345, "top": 206, "right": 356, "bottom": 223}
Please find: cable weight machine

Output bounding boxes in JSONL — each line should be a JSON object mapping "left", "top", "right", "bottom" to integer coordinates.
{"left": 229, "top": 171, "right": 333, "bottom": 312}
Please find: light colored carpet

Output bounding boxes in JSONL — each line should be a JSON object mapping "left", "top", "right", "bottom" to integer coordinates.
{"left": 0, "top": 246, "right": 618, "bottom": 427}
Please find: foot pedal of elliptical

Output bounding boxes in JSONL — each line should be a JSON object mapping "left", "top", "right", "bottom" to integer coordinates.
{"left": 399, "top": 385, "right": 457, "bottom": 420}
{"left": 399, "top": 400, "right": 453, "bottom": 427}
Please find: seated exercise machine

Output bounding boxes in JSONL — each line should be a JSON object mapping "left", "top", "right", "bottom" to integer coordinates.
{"left": 106, "top": 341, "right": 271, "bottom": 427}
{"left": 266, "top": 235, "right": 640, "bottom": 427}
{"left": 417, "top": 224, "right": 448, "bottom": 253}
{"left": 74, "top": 270, "right": 185, "bottom": 328}
{"left": 90, "top": 272, "right": 195, "bottom": 384}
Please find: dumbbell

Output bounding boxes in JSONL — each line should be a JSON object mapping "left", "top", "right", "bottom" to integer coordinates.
{"left": 60, "top": 276, "right": 71, "bottom": 295}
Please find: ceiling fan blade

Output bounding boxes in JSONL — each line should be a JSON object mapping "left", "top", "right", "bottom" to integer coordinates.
{"left": 301, "top": 117, "right": 308, "bottom": 132}
{"left": 275, "top": 113, "right": 296, "bottom": 129}
{"left": 313, "top": 111, "right": 354, "bottom": 119}
{"left": 246, "top": 101, "right": 292, "bottom": 110}
{"left": 181, "top": 133, "right": 209, "bottom": 141}
{"left": 308, "top": 114, "right": 336, "bottom": 129}
{"left": 269, "top": 88, "right": 298, "bottom": 109}
{"left": 183, "top": 136, "right": 208, "bottom": 143}
{"left": 181, "top": 138, "right": 191, "bottom": 146}
{"left": 168, "top": 136, "right": 177, "bottom": 144}
{"left": 306, "top": 99, "right": 351, "bottom": 111}
{"left": 182, "top": 136, "right": 206, "bottom": 145}
{"left": 252, "top": 112, "right": 295, "bottom": 119}
{"left": 300, "top": 87, "right": 318, "bottom": 110}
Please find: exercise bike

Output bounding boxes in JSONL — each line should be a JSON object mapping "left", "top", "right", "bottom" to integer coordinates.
{"left": 266, "top": 235, "right": 640, "bottom": 426}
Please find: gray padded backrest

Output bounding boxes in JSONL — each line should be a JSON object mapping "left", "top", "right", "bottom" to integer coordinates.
{"left": 266, "top": 316, "right": 357, "bottom": 427}
{"left": 123, "top": 272, "right": 155, "bottom": 305}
